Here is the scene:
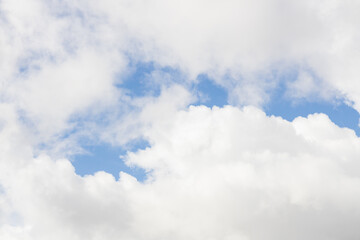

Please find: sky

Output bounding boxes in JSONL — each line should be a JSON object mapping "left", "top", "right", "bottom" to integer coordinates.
{"left": 1, "top": 0, "right": 360, "bottom": 239}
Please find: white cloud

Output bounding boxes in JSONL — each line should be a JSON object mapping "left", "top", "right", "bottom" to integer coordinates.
{"left": 2, "top": 0, "right": 360, "bottom": 141}
{"left": 1, "top": 1, "right": 360, "bottom": 239}
{"left": 2, "top": 104, "right": 360, "bottom": 239}
{"left": 84, "top": 0, "right": 360, "bottom": 108}
{"left": 101, "top": 84, "right": 195, "bottom": 146}
{"left": 9, "top": 49, "right": 123, "bottom": 137}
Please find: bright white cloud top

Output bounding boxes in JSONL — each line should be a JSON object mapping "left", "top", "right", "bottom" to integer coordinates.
{"left": 1, "top": 0, "right": 360, "bottom": 239}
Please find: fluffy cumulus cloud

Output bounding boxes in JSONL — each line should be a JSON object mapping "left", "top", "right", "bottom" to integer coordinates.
{"left": 1, "top": 0, "right": 360, "bottom": 239}
{"left": 2, "top": 105, "right": 360, "bottom": 239}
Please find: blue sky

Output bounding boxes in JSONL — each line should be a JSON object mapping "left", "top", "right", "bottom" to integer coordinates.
{"left": 72, "top": 142, "right": 148, "bottom": 181}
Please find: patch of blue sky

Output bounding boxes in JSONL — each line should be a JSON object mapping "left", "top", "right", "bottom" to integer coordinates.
{"left": 72, "top": 139, "right": 149, "bottom": 182}
{"left": 192, "top": 74, "right": 228, "bottom": 108}
{"left": 117, "top": 61, "right": 157, "bottom": 97}
{"left": 265, "top": 78, "right": 360, "bottom": 136}
{"left": 266, "top": 96, "right": 360, "bottom": 136}
{"left": 117, "top": 61, "right": 228, "bottom": 107}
